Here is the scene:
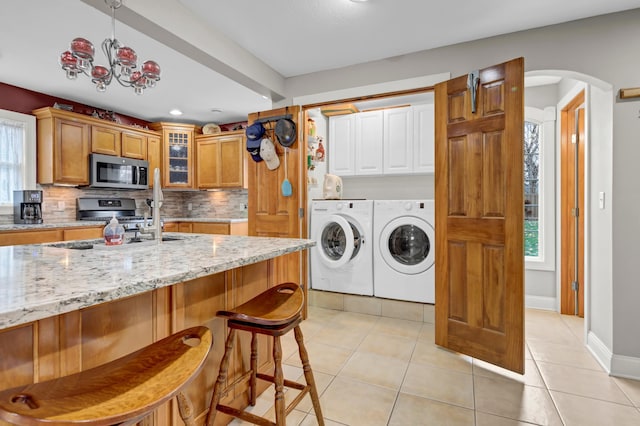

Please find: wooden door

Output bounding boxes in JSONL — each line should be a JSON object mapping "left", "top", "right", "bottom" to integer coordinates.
{"left": 247, "top": 106, "right": 306, "bottom": 288}
{"left": 434, "top": 58, "right": 525, "bottom": 374}
{"left": 560, "top": 91, "right": 585, "bottom": 316}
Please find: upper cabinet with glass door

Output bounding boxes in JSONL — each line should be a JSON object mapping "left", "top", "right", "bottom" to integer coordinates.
{"left": 149, "top": 122, "right": 198, "bottom": 188}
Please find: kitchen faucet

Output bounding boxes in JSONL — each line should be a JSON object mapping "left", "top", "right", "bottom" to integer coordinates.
{"left": 138, "top": 168, "right": 163, "bottom": 241}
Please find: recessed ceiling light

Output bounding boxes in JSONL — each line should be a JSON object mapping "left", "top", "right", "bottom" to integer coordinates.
{"left": 210, "top": 108, "right": 223, "bottom": 113}
{"left": 169, "top": 109, "right": 183, "bottom": 116}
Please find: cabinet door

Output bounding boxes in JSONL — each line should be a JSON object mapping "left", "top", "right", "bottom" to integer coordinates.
{"left": 219, "top": 135, "right": 244, "bottom": 187}
{"left": 196, "top": 139, "right": 220, "bottom": 188}
{"left": 178, "top": 222, "right": 193, "bottom": 233}
{"left": 355, "top": 110, "right": 384, "bottom": 175}
{"left": 55, "top": 119, "right": 90, "bottom": 184}
{"left": 163, "top": 129, "right": 193, "bottom": 188}
{"left": 413, "top": 103, "right": 435, "bottom": 174}
{"left": 147, "top": 135, "right": 162, "bottom": 187}
{"left": 64, "top": 227, "right": 103, "bottom": 241}
{"left": 121, "top": 132, "right": 147, "bottom": 160}
{"left": 328, "top": 114, "right": 356, "bottom": 176}
{"left": 192, "top": 222, "right": 230, "bottom": 235}
{"left": 0, "top": 229, "right": 63, "bottom": 246}
{"left": 383, "top": 106, "right": 413, "bottom": 175}
{"left": 91, "top": 125, "right": 121, "bottom": 156}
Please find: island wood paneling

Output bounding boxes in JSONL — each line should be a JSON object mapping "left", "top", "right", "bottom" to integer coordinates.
{"left": 0, "top": 259, "right": 276, "bottom": 426}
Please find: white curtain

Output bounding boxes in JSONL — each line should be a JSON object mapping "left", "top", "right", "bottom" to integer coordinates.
{"left": 0, "top": 118, "right": 25, "bottom": 205}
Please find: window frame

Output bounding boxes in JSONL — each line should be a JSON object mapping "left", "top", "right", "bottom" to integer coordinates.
{"left": 525, "top": 106, "right": 556, "bottom": 271}
{"left": 0, "top": 109, "right": 37, "bottom": 215}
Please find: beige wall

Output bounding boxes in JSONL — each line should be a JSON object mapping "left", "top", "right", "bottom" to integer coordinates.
{"left": 284, "top": 9, "right": 640, "bottom": 376}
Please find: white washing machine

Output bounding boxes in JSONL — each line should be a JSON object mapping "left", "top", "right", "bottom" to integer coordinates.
{"left": 373, "top": 200, "right": 435, "bottom": 303}
{"left": 310, "top": 200, "right": 374, "bottom": 295}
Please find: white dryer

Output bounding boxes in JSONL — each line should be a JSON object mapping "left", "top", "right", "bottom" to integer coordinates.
{"left": 373, "top": 200, "right": 435, "bottom": 303}
{"left": 310, "top": 200, "right": 374, "bottom": 295}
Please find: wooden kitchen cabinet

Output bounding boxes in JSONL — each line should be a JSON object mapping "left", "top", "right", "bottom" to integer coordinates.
{"left": 163, "top": 221, "right": 248, "bottom": 235}
{"left": 149, "top": 122, "right": 198, "bottom": 189}
{"left": 192, "top": 221, "right": 248, "bottom": 235}
{"left": 34, "top": 108, "right": 90, "bottom": 185}
{"left": 91, "top": 125, "right": 121, "bottom": 156}
{"left": 121, "top": 131, "right": 148, "bottom": 160}
{"left": 0, "top": 225, "right": 103, "bottom": 247}
{"left": 33, "top": 108, "right": 162, "bottom": 186}
{"left": 146, "top": 134, "right": 162, "bottom": 187}
{"left": 196, "top": 130, "right": 245, "bottom": 189}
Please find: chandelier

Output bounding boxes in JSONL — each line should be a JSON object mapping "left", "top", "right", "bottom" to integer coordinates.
{"left": 59, "top": 0, "right": 160, "bottom": 95}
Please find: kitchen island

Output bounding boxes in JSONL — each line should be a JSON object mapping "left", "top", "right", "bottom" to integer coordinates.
{"left": 0, "top": 233, "right": 314, "bottom": 426}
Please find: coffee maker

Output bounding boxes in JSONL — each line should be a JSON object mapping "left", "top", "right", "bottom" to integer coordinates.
{"left": 14, "top": 190, "right": 43, "bottom": 224}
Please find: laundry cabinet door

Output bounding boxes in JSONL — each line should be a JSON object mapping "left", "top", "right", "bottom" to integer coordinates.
{"left": 328, "top": 114, "right": 356, "bottom": 176}
{"left": 355, "top": 110, "right": 383, "bottom": 175}
{"left": 413, "top": 103, "right": 435, "bottom": 174}
{"left": 383, "top": 106, "right": 413, "bottom": 175}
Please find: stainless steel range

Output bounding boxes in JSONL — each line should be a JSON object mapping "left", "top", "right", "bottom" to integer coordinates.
{"left": 76, "top": 197, "right": 161, "bottom": 232}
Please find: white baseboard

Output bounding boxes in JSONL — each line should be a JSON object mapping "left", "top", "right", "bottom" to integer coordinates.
{"left": 587, "top": 331, "right": 640, "bottom": 379}
{"left": 525, "top": 295, "right": 557, "bottom": 311}
{"left": 586, "top": 331, "right": 612, "bottom": 373}
{"left": 611, "top": 354, "right": 640, "bottom": 380}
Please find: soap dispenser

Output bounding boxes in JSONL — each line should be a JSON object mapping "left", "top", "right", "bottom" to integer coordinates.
{"left": 104, "top": 215, "right": 125, "bottom": 245}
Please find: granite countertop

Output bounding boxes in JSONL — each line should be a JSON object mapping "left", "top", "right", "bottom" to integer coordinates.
{"left": 0, "top": 233, "right": 314, "bottom": 330}
{"left": 0, "top": 218, "right": 248, "bottom": 232}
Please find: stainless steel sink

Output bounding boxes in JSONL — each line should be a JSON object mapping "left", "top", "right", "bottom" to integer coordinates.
{"left": 47, "top": 237, "right": 183, "bottom": 250}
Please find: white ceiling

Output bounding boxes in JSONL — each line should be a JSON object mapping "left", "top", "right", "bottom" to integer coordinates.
{"left": 1, "top": 0, "right": 638, "bottom": 125}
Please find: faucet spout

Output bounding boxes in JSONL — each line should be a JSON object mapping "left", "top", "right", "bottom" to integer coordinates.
{"left": 151, "top": 168, "right": 163, "bottom": 241}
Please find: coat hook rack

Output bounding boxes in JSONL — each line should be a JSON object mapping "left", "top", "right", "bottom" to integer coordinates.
{"left": 619, "top": 87, "right": 640, "bottom": 100}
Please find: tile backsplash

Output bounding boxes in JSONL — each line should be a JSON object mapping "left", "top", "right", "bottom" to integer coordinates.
{"left": 1, "top": 186, "right": 248, "bottom": 224}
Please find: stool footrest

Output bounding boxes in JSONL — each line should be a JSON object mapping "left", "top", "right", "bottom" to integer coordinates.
{"left": 256, "top": 373, "right": 307, "bottom": 391}
{"left": 216, "top": 404, "right": 275, "bottom": 426}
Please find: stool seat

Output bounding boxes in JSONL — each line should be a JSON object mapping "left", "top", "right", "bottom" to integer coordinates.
{"left": 0, "top": 326, "right": 212, "bottom": 426}
{"left": 206, "top": 283, "right": 324, "bottom": 426}
{"left": 217, "top": 282, "right": 303, "bottom": 326}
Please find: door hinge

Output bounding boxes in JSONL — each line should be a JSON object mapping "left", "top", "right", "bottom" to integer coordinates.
{"left": 299, "top": 208, "right": 304, "bottom": 218}
{"left": 572, "top": 207, "right": 579, "bottom": 217}
{"left": 571, "top": 281, "right": 579, "bottom": 291}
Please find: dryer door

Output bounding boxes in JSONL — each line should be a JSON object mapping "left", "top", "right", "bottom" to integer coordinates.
{"left": 315, "top": 215, "right": 362, "bottom": 269}
{"left": 379, "top": 216, "right": 435, "bottom": 274}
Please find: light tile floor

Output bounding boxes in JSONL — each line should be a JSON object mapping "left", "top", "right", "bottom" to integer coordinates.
{"left": 230, "top": 307, "right": 640, "bottom": 426}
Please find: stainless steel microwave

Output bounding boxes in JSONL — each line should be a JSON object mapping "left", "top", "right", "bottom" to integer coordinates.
{"left": 89, "top": 153, "right": 149, "bottom": 190}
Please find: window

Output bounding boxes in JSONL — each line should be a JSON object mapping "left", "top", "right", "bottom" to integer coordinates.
{"left": 0, "top": 109, "right": 36, "bottom": 214}
{"left": 524, "top": 106, "right": 555, "bottom": 270}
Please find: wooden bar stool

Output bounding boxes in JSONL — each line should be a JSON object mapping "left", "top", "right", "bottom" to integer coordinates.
{"left": 0, "top": 326, "right": 212, "bottom": 426}
{"left": 206, "top": 282, "right": 324, "bottom": 426}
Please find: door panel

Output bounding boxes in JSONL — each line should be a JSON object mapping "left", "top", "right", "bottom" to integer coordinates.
{"left": 560, "top": 91, "right": 585, "bottom": 316}
{"left": 435, "top": 58, "right": 524, "bottom": 374}
{"left": 247, "top": 106, "right": 306, "bottom": 288}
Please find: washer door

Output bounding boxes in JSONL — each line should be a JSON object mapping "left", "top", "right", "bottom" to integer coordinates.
{"left": 379, "top": 216, "right": 435, "bottom": 275}
{"left": 315, "top": 215, "right": 362, "bottom": 269}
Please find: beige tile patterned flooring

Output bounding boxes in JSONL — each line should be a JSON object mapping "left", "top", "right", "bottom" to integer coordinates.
{"left": 230, "top": 306, "right": 640, "bottom": 426}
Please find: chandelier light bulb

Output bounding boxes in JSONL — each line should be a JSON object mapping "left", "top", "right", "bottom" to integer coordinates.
{"left": 59, "top": 0, "right": 160, "bottom": 95}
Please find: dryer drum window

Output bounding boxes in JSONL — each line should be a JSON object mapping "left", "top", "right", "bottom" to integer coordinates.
{"left": 388, "top": 225, "right": 430, "bottom": 266}
{"left": 321, "top": 222, "right": 362, "bottom": 261}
